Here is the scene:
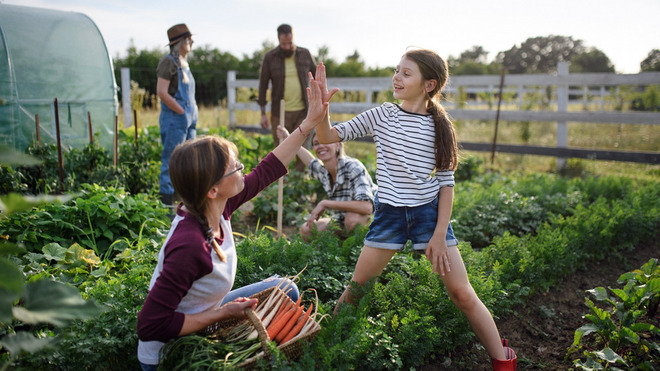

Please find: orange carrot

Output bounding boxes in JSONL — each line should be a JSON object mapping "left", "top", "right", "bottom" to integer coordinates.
{"left": 267, "top": 300, "right": 292, "bottom": 330}
{"left": 267, "top": 305, "right": 297, "bottom": 340}
{"left": 275, "top": 304, "right": 304, "bottom": 343}
{"left": 280, "top": 303, "right": 313, "bottom": 345}
{"left": 271, "top": 300, "right": 288, "bottom": 323}
{"left": 269, "top": 293, "right": 301, "bottom": 329}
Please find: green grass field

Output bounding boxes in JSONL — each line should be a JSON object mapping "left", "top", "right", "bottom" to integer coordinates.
{"left": 127, "top": 106, "right": 659, "bottom": 180}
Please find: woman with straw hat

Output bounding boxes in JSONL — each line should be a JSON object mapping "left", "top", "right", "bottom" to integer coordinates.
{"left": 156, "top": 23, "right": 198, "bottom": 214}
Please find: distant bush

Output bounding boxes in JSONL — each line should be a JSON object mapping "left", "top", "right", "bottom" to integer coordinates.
{"left": 630, "top": 85, "right": 660, "bottom": 112}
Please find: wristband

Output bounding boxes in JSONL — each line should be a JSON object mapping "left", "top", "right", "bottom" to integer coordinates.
{"left": 298, "top": 126, "right": 310, "bottom": 137}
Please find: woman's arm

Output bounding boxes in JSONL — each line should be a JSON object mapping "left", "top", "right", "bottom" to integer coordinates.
{"left": 295, "top": 147, "right": 314, "bottom": 166}
{"left": 156, "top": 77, "right": 184, "bottom": 114}
{"left": 271, "top": 112, "right": 319, "bottom": 166}
{"left": 276, "top": 126, "right": 314, "bottom": 166}
{"left": 311, "top": 199, "right": 373, "bottom": 218}
{"left": 178, "top": 298, "right": 257, "bottom": 336}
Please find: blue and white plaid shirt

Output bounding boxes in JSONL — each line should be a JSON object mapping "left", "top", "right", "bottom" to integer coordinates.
{"left": 308, "top": 156, "right": 377, "bottom": 222}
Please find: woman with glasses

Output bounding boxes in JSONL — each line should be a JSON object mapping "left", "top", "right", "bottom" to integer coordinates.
{"left": 136, "top": 64, "right": 335, "bottom": 370}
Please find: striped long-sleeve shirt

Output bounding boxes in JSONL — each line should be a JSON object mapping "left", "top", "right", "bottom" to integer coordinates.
{"left": 334, "top": 102, "right": 454, "bottom": 207}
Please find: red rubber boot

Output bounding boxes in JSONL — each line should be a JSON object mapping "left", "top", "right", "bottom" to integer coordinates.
{"left": 492, "top": 339, "right": 517, "bottom": 370}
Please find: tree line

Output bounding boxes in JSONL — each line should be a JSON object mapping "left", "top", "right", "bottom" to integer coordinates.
{"left": 112, "top": 35, "right": 660, "bottom": 107}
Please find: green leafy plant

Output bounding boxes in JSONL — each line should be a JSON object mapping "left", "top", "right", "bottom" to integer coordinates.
{"left": 250, "top": 170, "right": 324, "bottom": 226}
{"left": 0, "top": 147, "right": 104, "bottom": 371}
{"left": 11, "top": 240, "right": 158, "bottom": 371}
{"left": 570, "top": 258, "right": 660, "bottom": 369}
{"left": 1, "top": 127, "right": 658, "bottom": 370}
{"left": 0, "top": 271, "right": 104, "bottom": 371}
{"left": 0, "top": 184, "right": 169, "bottom": 259}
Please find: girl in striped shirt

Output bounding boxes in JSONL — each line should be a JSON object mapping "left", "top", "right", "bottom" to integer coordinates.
{"left": 314, "top": 50, "right": 515, "bottom": 369}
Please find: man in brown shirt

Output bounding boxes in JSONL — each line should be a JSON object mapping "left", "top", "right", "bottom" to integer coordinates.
{"left": 258, "top": 24, "right": 316, "bottom": 171}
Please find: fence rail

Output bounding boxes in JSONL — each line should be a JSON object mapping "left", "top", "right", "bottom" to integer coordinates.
{"left": 227, "top": 63, "right": 660, "bottom": 165}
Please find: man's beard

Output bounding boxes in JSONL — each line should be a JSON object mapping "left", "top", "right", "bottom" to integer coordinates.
{"left": 282, "top": 49, "right": 294, "bottom": 58}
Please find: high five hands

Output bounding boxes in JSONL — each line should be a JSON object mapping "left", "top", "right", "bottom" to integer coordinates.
{"left": 314, "top": 62, "right": 340, "bottom": 104}
{"left": 305, "top": 63, "right": 339, "bottom": 124}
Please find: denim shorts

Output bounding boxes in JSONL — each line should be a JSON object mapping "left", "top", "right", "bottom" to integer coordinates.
{"left": 364, "top": 195, "right": 458, "bottom": 251}
{"left": 220, "top": 275, "right": 299, "bottom": 305}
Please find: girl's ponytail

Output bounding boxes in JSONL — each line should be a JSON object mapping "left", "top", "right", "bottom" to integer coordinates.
{"left": 428, "top": 98, "right": 458, "bottom": 171}
{"left": 404, "top": 48, "right": 458, "bottom": 171}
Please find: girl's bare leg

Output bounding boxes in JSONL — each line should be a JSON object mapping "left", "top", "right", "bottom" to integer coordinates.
{"left": 334, "top": 246, "right": 396, "bottom": 313}
{"left": 440, "top": 246, "right": 506, "bottom": 360}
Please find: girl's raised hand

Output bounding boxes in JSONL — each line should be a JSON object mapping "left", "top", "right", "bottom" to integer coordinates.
{"left": 304, "top": 72, "right": 330, "bottom": 126}
{"left": 314, "top": 62, "right": 339, "bottom": 103}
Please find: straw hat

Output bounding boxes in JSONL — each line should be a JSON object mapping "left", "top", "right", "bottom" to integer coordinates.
{"left": 167, "top": 23, "right": 192, "bottom": 46}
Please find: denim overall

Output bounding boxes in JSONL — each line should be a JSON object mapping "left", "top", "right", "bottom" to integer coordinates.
{"left": 159, "top": 54, "right": 198, "bottom": 196}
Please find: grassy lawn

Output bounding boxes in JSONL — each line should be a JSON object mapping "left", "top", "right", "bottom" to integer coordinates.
{"left": 127, "top": 106, "right": 659, "bottom": 180}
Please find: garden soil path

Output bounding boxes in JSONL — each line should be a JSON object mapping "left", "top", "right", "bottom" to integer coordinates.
{"left": 421, "top": 233, "right": 659, "bottom": 370}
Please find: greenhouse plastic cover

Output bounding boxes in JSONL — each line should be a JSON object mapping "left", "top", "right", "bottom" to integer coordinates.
{"left": 0, "top": 4, "right": 118, "bottom": 152}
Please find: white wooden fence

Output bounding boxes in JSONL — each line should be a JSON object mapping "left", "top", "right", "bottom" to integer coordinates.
{"left": 227, "top": 63, "right": 660, "bottom": 165}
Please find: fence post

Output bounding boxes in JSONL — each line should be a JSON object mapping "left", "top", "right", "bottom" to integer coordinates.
{"left": 556, "top": 62, "right": 569, "bottom": 171}
{"left": 121, "top": 68, "right": 132, "bottom": 128}
{"left": 227, "top": 70, "right": 237, "bottom": 127}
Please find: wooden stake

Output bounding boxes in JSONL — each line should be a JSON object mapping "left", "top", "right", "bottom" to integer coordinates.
{"left": 54, "top": 98, "right": 64, "bottom": 193}
{"left": 87, "top": 111, "right": 93, "bottom": 144}
{"left": 133, "top": 109, "right": 138, "bottom": 149}
{"left": 277, "top": 99, "right": 285, "bottom": 238}
{"left": 35, "top": 113, "right": 40, "bottom": 144}
{"left": 113, "top": 115, "right": 118, "bottom": 167}
{"left": 35, "top": 113, "right": 44, "bottom": 192}
{"left": 490, "top": 67, "right": 506, "bottom": 165}
{"left": 87, "top": 111, "right": 95, "bottom": 171}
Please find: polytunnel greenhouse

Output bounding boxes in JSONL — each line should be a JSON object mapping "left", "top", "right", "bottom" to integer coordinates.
{"left": 0, "top": 4, "right": 118, "bottom": 152}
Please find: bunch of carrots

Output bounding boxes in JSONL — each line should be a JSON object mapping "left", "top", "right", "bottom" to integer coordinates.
{"left": 161, "top": 276, "right": 325, "bottom": 370}
{"left": 266, "top": 292, "right": 314, "bottom": 345}
{"left": 219, "top": 277, "right": 325, "bottom": 361}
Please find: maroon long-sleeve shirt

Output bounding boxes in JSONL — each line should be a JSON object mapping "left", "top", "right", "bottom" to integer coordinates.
{"left": 137, "top": 152, "right": 286, "bottom": 343}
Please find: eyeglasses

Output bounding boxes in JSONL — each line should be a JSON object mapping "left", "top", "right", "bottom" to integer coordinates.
{"left": 222, "top": 161, "right": 244, "bottom": 178}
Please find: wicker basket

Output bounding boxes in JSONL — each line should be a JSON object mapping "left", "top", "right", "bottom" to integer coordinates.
{"left": 205, "top": 287, "right": 321, "bottom": 369}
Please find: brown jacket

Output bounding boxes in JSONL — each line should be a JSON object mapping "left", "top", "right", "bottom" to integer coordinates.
{"left": 257, "top": 46, "right": 316, "bottom": 117}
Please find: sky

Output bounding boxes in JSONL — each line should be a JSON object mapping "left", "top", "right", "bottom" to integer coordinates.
{"left": 2, "top": 0, "right": 658, "bottom": 74}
